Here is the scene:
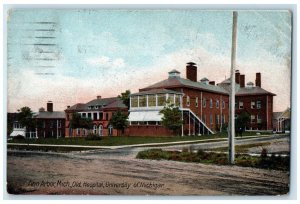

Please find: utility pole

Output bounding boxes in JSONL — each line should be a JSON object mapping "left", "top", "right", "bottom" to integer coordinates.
{"left": 229, "top": 11, "right": 238, "bottom": 164}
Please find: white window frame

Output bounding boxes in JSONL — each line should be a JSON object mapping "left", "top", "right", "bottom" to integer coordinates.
{"left": 251, "top": 115, "right": 255, "bottom": 123}
{"left": 210, "top": 98, "right": 213, "bottom": 108}
{"left": 257, "top": 100, "right": 262, "bottom": 109}
{"left": 251, "top": 101, "right": 256, "bottom": 109}
{"left": 239, "top": 101, "right": 244, "bottom": 109}
{"left": 186, "top": 96, "right": 190, "bottom": 107}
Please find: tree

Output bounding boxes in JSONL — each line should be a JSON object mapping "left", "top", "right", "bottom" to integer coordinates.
{"left": 70, "top": 113, "right": 93, "bottom": 132}
{"left": 118, "top": 90, "right": 131, "bottom": 108}
{"left": 17, "top": 106, "right": 35, "bottom": 131}
{"left": 159, "top": 103, "right": 183, "bottom": 136}
{"left": 235, "top": 111, "right": 250, "bottom": 137}
{"left": 109, "top": 110, "right": 129, "bottom": 136}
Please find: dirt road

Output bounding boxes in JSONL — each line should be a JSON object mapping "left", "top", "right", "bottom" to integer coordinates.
{"left": 7, "top": 144, "right": 289, "bottom": 196}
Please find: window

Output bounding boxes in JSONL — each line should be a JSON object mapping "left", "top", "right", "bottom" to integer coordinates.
{"left": 216, "top": 115, "right": 220, "bottom": 124}
{"left": 83, "top": 129, "right": 86, "bottom": 136}
{"left": 186, "top": 96, "right": 190, "bottom": 106}
{"left": 210, "top": 98, "right": 213, "bottom": 108}
{"left": 251, "top": 101, "right": 256, "bottom": 109}
{"left": 93, "top": 113, "right": 98, "bottom": 120}
{"left": 76, "top": 128, "right": 80, "bottom": 135}
{"left": 175, "top": 95, "right": 180, "bottom": 106}
{"left": 257, "top": 100, "right": 262, "bottom": 109}
{"left": 88, "top": 113, "right": 92, "bottom": 118}
{"left": 157, "top": 94, "right": 166, "bottom": 106}
{"left": 139, "top": 95, "right": 146, "bottom": 107}
{"left": 99, "top": 112, "right": 103, "bottom": 120}
{"left": 168, "top": 94, "right": 175, "bottom": 104}
{"left": 257, "top": 114, "right": 262, "bottom": 124}
{"left": 58, "top": 120, "right": 61, "bottom": 128}
{"left": 222, "top": 101, "right": 225, "bottom": 109}
{"left": 131, "top": 96, "right": 138, "bottom": 107}
{"left": 99, "top": 125, "right": 103, "bottom": 136}
{"left": 148, "top": 95, "right": 156, "bottom": 107}
{"left": 50, "top": 121, "right": 54, "bottom": 128}
{"left": 251, "top": 115, "right": 255, "bottom": 123}
{"left": 195, "top": 97, "right": 198, "bottom": 107}
{"left": 210, "top": 114, "right": 213, "bottom": 124}
{"left": 239, "top": 101, "right": 244, "bottom": 109}
{"left": 203, "top": 98, "right": 206, "bottom": 107}
{"left": 93, "top": 125, "right": 97, "bottom": 134}
{"left": 82, "top": 113, "right": 86, "bottom": 118}
{"left": 216, "top": 100, "right": 219, "bottom": 109}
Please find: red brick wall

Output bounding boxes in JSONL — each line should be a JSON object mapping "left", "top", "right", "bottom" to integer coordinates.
{"left": 126, "top": 125, "right": 175, "bottom": 137}
{"left": 179, "top": 88, "right": 229, "bottom": 131}
{"left": 236, "top": 94, "right": 273, "bottom": 130}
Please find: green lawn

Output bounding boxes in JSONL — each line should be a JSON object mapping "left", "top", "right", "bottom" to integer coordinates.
{"left": 8, "top": 134, "right": 228, "bottom": 146}
{"left": 7, "top": 131, "right": 274, "bottom": 147}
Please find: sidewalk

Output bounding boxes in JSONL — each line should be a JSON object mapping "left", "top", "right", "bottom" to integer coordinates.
{"left": 7, "top": 134, "right": 288, "bottom": 150}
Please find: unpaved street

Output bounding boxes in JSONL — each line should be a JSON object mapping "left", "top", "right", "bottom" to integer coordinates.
{"left": 7, "top": 137, "right": 290, "bottom": 196}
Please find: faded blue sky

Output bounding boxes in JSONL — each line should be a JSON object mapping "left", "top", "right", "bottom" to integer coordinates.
{"left": 7, "top": 9, "right": 291, "bottom": 112}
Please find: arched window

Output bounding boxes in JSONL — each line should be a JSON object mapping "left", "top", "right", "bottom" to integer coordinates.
{"left": 99, "top": 125, "right": 103, "bottom": 136}
{"left": 93, "top": 125, "right": 97, "bottom": 134}
{"left": 108, "top": 125, "right": 113, "bottom": 136}
{"left": 210, "top": 98, "right": 213, "bottom": 108}
{"left": 203, "top": 98, "right": 206, "bottom": 107}
{"left": 216, "top": 100, "right": 219, "bottom": 108}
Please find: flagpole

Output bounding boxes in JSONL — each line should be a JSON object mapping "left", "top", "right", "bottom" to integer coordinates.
{"left": 229, "top": 11, "right": 238, "bottom": 164}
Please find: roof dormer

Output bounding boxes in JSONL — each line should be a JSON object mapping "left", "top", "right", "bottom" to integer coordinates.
{"left": 168, "top": 69, "right": 181, "bottom": 78}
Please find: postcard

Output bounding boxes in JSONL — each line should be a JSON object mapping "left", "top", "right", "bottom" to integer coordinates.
{"left": 6, "top": 8, "right": 291, "bottom": 196}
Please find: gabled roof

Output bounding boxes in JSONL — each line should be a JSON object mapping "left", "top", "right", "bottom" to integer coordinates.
{"left": 140, "top": 77, "right": 228, "bottom": 95}
{"left": 34, "top": 111, "right": 65, "bottom": 119}
{"left": 131, "top": 88, "right": 183, "bottom": 96}
{"left": 66, "top": 97, "right": 127, "bottom": 112}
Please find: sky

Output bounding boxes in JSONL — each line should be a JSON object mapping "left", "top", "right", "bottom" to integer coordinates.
{"left": 7, "top": 9, "right": 291, "bottom": 112}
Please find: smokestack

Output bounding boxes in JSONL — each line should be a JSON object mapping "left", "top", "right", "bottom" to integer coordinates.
{"left": 240, "top": 75, "right": 245, "bottom": 88}
{"left": 97, "top": 95, "right": 102, "bottom": 99}
{"left": 209, "top": 81, "right": 215, "bottom": 85}
{"left": 235, "top": 70, "right": 240, "bottom": 84}
{"left": 255, "top": 72, "right": 261, "bottom": 87}
{"left": 186, "top": 62, "right": 197, "bottom": 82}
{"left": 47, "top": 101, "right": 53, "bottom": 112}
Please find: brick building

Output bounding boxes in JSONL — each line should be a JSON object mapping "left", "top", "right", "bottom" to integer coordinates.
{"left": 218, "top": 71, "right": 275, "bottom": 130}
{"left": 128, "top": 62, "right": 275, "bottom": 136}
{"left": 34, "top": 101, "right": 65, "bottom": 138}
{"left": 65, "top": 96, "right": 127, "bottom": 137}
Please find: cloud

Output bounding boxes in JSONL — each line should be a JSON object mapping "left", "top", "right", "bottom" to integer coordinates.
{"left": 86, "top": 56, "right": 125, "bottom": 68}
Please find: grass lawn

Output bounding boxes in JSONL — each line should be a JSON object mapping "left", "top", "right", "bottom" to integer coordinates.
{"left": 136, "top": 149, "right": 289, "bottom": 171}
{"left": 8, "top": 133, "right": 229, "bottom": 146}
{"left": 7, "top": 144, "right": 98, "bottom": 153}
{"left": 207, "top": 142, "right": 271, "bottom": 153}
{"left": 7, "top": 131, "right": 273, "bottom": 147}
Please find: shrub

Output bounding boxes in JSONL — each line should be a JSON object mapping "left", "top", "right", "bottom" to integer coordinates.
{"left": 13, "top": 135, "right": 25, "bottom": 140}
{"left": 85, "top": 133, "right": 102, "bottom": 141}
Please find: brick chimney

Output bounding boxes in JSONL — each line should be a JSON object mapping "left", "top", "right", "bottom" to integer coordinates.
{"left": 255, "top": 72, "right": 261, "bottom": 87}
{"left": 97, "top": 95, "right": 102, "bottom": 99}
{"left": 235, "top": 70, "right": 240, "bottom": 84}
{"left": 186, "top": 62, "right": 197, "bottom": 82}
{"left": 47, "top": 101, "right": 53, "bottom": 112}
{"left": 209, "top": 81, "right": 215, "bottom": 85}
{"left": 240, "top": 75, "right": 245, "bottom": 88}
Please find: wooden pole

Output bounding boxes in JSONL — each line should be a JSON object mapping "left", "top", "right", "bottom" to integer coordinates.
{"left": 229, "top": 11, "right": 238, "bottom": 164}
